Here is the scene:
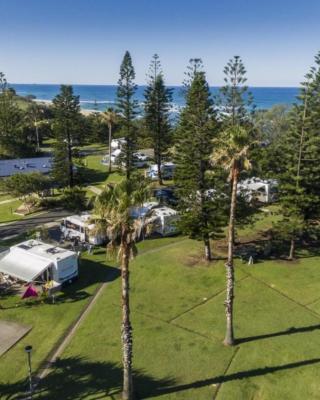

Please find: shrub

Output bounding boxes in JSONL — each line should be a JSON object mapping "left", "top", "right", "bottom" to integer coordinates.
{"left": 60, "top": 186, "right": 87, "bottom": 212}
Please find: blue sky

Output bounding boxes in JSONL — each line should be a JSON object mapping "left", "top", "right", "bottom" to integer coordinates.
{"left": 1, "top": 0, "right": 319, "bottom": 86}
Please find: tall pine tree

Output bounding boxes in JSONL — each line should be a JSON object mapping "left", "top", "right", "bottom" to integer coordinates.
{"left": 175, "top": 70, "right": 225, "bottom": 260}
{"left": 276, "top": 52, "right": 320, "bottom": 258}
{"left": 0, "top": 72, "right": 28, "bottom": 157}
{"left": 219, "top": 55, "right": 255, "bottom": 127}
{"left": 51, "top": 85, "right": 82, "bottom": 188}
{"left": 116, "top": 51, "right": 138, "bottom": 179}
{"left": 144, "top": 54, "right": 172, "bottom": 185}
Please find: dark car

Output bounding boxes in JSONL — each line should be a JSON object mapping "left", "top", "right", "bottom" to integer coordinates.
{"left": 153, "top": 187, "right": 178, "bottom": 206}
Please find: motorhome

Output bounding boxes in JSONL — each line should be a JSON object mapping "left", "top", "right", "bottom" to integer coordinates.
{"left": 238, "top": 178, "right": 278, "bottom": 203}
{"left": 146, "top": 162, "right": 176, "bottom": 180}
{"left": 145, "top": 206, "right": 179, "bottom": 236}
{"left": 0, "top": 240, "right": 78, "bottom": 285}
{"left": 60, "top": 213, "right": 106, "bottom": 245}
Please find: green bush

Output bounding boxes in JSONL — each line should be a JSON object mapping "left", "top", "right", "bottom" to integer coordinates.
{"left": 60, "top": 186, "right": 87, "bottom": 212}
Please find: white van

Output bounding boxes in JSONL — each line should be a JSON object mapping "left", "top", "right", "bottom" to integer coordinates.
{"left": 146, "top": 162, "right": 176, "bottom": 180}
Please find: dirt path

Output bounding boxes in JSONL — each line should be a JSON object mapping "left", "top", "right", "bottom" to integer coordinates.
{"left": 0, "top": 197, "right": 18, "bottom": 205}
{"left": 36, "top": 279, "right": 112, "bottom": 382}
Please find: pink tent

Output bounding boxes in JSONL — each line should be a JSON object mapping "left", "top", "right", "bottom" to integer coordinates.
{"left": 22, "top": 284, "right": 38, "bottom": 299}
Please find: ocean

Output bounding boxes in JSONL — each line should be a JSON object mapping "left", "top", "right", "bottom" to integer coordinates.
{"left": 10, "top": 84, "right": 299, "bottom": 112}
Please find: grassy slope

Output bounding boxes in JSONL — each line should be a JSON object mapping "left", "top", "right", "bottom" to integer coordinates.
{"left": 84, "top": 154, "right": 124, "bottom": 188}
{"left": 0, "top": 200, "right": 23, "bottom": 223}
{"left": 1, "top": 179, "right": 319, "bottom": 399}
{"left": 27, "top": 229, "right": 320, "bottom": 400}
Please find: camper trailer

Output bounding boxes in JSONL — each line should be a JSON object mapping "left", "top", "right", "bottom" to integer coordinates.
{"left": 60, "top": 213, "right": 106, "bottom": 245}
{"left": 146, "top": 162, "right": 176, "bottom": 181}
{"left": 0, "top": 240, "right": 78, "bottom": 284}
{"left": 101, "top": 148, "right": 122, "bottom": 165}
{"left": 238, "top": 178, "right": 278, "bottom": 203}
{"left": 145, "top": 206, "right": 179, "bottom": 236}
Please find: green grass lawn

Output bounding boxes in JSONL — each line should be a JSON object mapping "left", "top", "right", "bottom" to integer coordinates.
{"left": 83, "top": 154, "right": 124, "bottom": 188}
{"left": 0, "top": 200, "right": 23, "bottom": 223}
{"left": 0, "top": 193, "right": 14, "bottom": 202}
{"left": 2, "top": 212, "right": 320, "bottom": 399}
{"left": 14, "top": 234, "right": 318, "bottom": 400}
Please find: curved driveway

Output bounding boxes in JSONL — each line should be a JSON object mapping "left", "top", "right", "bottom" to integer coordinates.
{"left": 0, "top": 209, "right": 70, "bottom": 239}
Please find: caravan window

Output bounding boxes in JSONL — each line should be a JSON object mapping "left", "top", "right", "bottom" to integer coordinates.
{"left": 65, "top": 221, "right": 81, "bottom": 232}
{"left": 257, "top": 186, "right": 266, "bottom": 194}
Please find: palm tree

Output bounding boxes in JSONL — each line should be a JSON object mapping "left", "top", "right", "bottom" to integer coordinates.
{"left": 211, "top": 125, "right": 252, "bottom": 346}
{"left": 101, "top": 108, "right": 118, "bottom": 173}
{"left": 94, "top": 178, "right": 149, "bottom": 400}
{"left": 26, "top": 103, "right": 46, "bottom": 152}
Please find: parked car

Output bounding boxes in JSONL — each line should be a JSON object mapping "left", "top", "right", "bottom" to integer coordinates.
{"left": 153, "top": 187, "right": 178, "bottom": 206}
{"left": 133, "top": 152, "right": 149, "bottom": 162}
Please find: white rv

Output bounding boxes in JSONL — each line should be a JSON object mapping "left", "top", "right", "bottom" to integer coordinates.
{"left": 111, "top": 138, "right": 126, "bottom": 150}
{"left": 146, "top": 162, "right": 176, "bottom": 180}
{"left": 60, "top": 213, "right": 106, "bottom": 245}
{"left": 0, "top": 240, "right": 78, "bottom": 284}
{"left": 145, "top": 206, "right": 179, "bottom": 236}
{"left": 238, "top": 178, "right": 278, "bottom": 203}
{"left": 101, "top": 148, "right": 122, "bottom": 165}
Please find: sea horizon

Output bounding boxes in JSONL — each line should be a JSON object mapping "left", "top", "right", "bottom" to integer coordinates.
{"left": 10, "top": 83, "right": 300, "bottom": 112}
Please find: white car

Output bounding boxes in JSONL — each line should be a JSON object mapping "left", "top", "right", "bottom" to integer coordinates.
{"left": 133, "top": 152, "right": 149, "bottom": 162}
{"left": 146, "top": 162, "right": 176, "bottom": 180}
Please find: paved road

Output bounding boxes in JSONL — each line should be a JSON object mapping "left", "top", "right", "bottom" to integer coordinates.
{"left": 0, "top": 209, "right": 71, "bottom": 239}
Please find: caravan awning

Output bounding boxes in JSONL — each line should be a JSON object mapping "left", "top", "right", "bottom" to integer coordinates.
{"left": 0, "top": 251, "right": 52, "bottom": 282}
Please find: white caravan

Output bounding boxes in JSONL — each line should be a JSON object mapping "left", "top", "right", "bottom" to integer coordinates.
{"left": 238, "top": 178, "right": 278, "bottom": 203}
{"left": 0, "top": 240, "right": 78, "bottom": 284}
{"left": 111, "top": 138, "right": 126, "bottom": 150}
{"left": 60, "top": 213, "right": 106, "bottom": 245}
{"left": 144, "top": 206, "right": 179, "bottom": 236}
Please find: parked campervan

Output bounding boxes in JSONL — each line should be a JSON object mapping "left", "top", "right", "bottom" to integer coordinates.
{"left": 60, "top": 213, "right": 106, "bottom": 245}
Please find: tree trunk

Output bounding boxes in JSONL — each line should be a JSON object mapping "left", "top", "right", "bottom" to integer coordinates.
{"left": 157, "top": 152, "right": 163, "bottom": 186}
{"left": 67, "top": 130, "right": 74, "bottom": 188}
{"left": 288, "top": 238, "right": 295, "bottom": 261}
{"left": 121, "top": 228, "right": 133, "bottom": 400}
{"left": 35, "top": 124, "right": 40, "bottom": 152}
{"left": 224, "top": 166, "right": 238, "bottom": 346}
{"left": 204, "top": 237, "right": 211, "bottom": 261}
{"left": 108, "top": 124, "right": 112, "bottom": 173}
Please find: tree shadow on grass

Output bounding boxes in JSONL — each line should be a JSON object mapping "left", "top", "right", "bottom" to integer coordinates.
{"left": 61, "top": 258, "right": 120, "bottom": 295}
{"left": 236, "top": 323, "right": 320, "bottom": 345}
{"left": 83, "top": 167, "right": 108, "bottom": 187}
{"left": 2, "top": 356, "right": 320, "bottom": 399}
{"left": 0, "top": 356, "right": 176, "bottom": 400}
{"left": 149, "top": 358, "right": 320, "bottom": 398}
